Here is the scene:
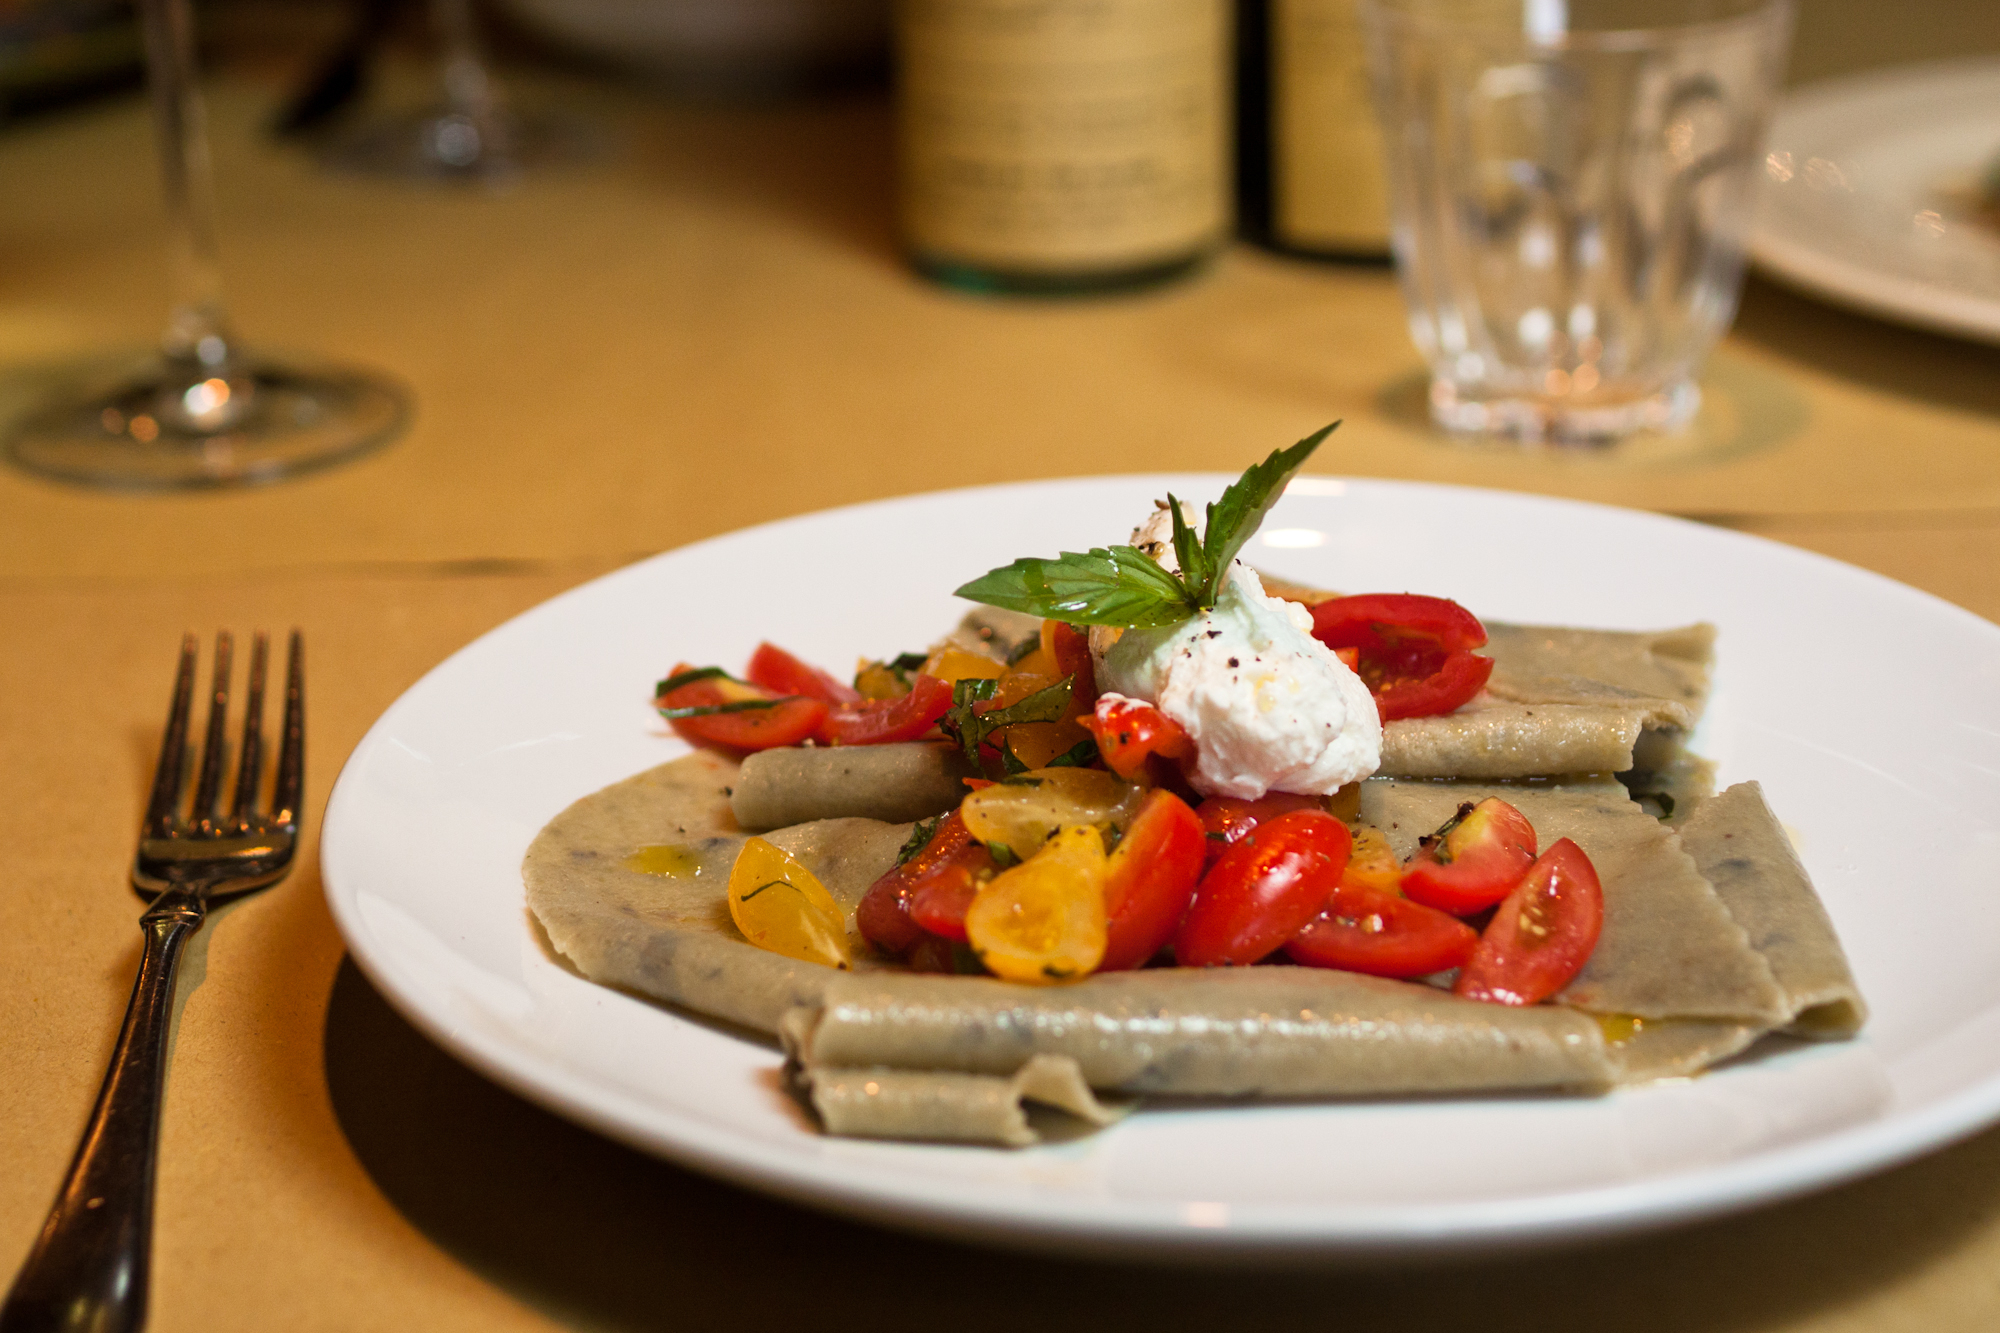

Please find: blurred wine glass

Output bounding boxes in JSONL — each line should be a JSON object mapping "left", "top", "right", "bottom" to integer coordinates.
{"left": 4, "top": 0, "right": 409, "bottom": 489}
{"left": 315, "top": 0, "right": 591, "bottom": 181}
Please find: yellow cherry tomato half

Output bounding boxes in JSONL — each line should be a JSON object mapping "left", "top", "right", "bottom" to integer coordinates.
{"left": 920, "top": 646, "right": 1009, "bottom": 685}
{"left": 958, "top": 768, "right": 1143, "bottom": 860}
{"left": 727, "top": 837, "right": 851, "bottom": 969}
{"left": 965, "top": 824, "right": 1109, "bottom": 984}
{"left": 1342, "top": 824, "right": 1403, "bottom": 894}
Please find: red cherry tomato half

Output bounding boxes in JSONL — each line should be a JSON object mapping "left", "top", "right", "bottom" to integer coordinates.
{"left": 1310, "top": 593, "right": 1494, "bottom": 721}
{"left": 1082, "top": 694, "right": 1194, "bottom": 782}
{"left": 1099, "top": 789, "right": 1205, "bottom": 971}
{"left": 1175, "top": 810, "right": 1353, "bottom": 968}
{"left": 905, "top": 934, "right": 959, "bottom": 974}
{"left": 1195, "top": 791, "right": 1325, "bottom": 866}
{"left": 1400, "top": 797, "right": 1539, "bottom": 916}
{"left": 1374, "top": 651, "right": 1494, "bottom": 723}
{"left": 1284, "top": 881, "right": 1479, "bottom": 979}
{"left": 822, "top": 673, "right": 954, "bottom": 745}
{"left": 1044, "top": 621, "right": 1099, "bottom": 709}
{"left": 656, "top": 663, "right": 828, "bottom": 752}
{"left": 1312, "top": 593, "right": 1487, "bottom": 653}
{"left": 857, "top": 810, "right": 992, "bottom": 955}
{"left": 908, "top": 841, "right": 997, "bottom": 942}
{"left": 1454, "top": 838, "right": 1604, "bottom": 1006}
{"left": 746, "top": 642, "right": 859, "bottom": 706}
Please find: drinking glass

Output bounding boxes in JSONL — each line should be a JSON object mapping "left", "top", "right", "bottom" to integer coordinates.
{"left": 1359, "top": 0, "right": 1793, "bottom": 443}
{"left": 5, "top": 0, "right": 409, "bottom": 489}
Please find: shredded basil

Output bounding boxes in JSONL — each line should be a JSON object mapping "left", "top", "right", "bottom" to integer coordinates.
{"left": 896, "top": 816, "right": 942, "bottom": 866}
{"left": 939, "top": 676, "right": 1074, "bottom": 767}
{"left": 655, "top": 665, "right": 731, "bottom": 695}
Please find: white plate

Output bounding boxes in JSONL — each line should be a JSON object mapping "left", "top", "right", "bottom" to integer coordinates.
{"left": 1750, "top": 57, "right": 2000, "bottom": 343}
{"left": 323, "top": 477, "right": 2000, "bottom": 1261}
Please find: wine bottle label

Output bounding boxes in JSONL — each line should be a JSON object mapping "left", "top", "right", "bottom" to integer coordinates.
{"left": 898, "top": 0, "right": 1230, "bottom": 272}
{"left": 1272, "top": 0, "right": 1391, "bottom": 254}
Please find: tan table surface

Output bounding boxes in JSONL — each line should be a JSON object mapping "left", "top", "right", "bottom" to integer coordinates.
{"left": 6, "top": 20, "right": 2000, "bottom": 1331}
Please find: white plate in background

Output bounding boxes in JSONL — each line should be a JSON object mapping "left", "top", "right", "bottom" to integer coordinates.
{"left": 1752, "top": 57, "right": 2000, "bottom": 342}
{"left": 322, "top": 476, "right": 2000, "bottom": 1260}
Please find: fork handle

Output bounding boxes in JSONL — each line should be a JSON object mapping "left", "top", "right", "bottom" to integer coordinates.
{"left": 1, "top": 887, "right": 207, "bottom": 1333}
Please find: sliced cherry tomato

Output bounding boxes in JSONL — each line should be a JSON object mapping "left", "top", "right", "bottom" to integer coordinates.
{"left": 1454, "top": 838, "right": 1604, "bottom": 1006}
{"left": 1400, "top": 797, "right": 1538, "bottom": 915}
{"left": 726, "top": 837, "right": 850, "bottom": 969}
{"left": 656, "top": 663, "right": 828, "bottom": 752}
{"left": 1042, "top": 620, "right": 1098, "bottom": 708}
{"left": 856, "top": 810, "right": 995, "bottom": 955}
{"left": 960, "top": 768, "right": 1141, "bottom": 860}
{"left": 1284, "top": 881, "right": 1478, "bottom": 978}
{"left": 905, "top": 934, "right": 959, "bottom": 974}
{"left": 746, "top": 642, "right": 860, "bottom": 706}
{"left": 1175, "top": 810, "right": 1352, "bottom": 967}
{"left": 1310, "top": 593, "right": 1495, "bottom": 721}
{"left": 1340, "top": 825, "right": 1403, "bottom": 894}
{"left": 965, "top": 824, "right": 1109, "bottom": 984}
{"left": 1194, "top": 791, "right": 1326, "bottom": 866}
{"left": 1080, "top": 693, "right": 1192, "bottom": 781}
{"left": 909, "top": 841, "right": 998, "bottom": 941}
{"left": 1099, "top": 790, "right": 1204, "bottom": 971}
{"left": 1375, "top": 651, "right": 1494, "bottom": 722}
{"left": 822, "top": 672, "right": 954, "bottom": 745}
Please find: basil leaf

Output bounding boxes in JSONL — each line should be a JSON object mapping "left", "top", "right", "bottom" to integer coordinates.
{"left": 980, "top": 677, "right": 1074, "bottom": 732}
{"left": 1195, "top": 422, "right": 1339, "bottom": 607}
{"left": 953, "top": 546, "right": 1196, "bottom": 629}
{"left": 656, "top": 665, "right": 731, "bottom": 695}
{"left": 655, "top": 697, "right": 791, "bottom": 719}
{"left": 940, "top": 677, "right": 1075, "bottom": 767}
{"left": 896, "top": 816, "right": 942, "bottom": 866}
{"left": 888, "top": 651, "right": 928, "bottom": 671}
{"left": 938, "top": 678, "right": 998, "bottom": 764}
{"left": 1166, "top": 494, "right": 1211, "bottom": 608}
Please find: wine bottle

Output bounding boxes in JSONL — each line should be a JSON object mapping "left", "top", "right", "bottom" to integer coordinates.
{"left": 897, "top": 0, "right": 1232, "bottom": 295}
{"left": 1237, "top": 0, "right": 1392, "bottom": 261}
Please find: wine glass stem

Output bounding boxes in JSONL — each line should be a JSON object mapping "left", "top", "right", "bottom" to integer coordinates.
{"left": 433, "top": 0, "right": 498, "bottom": 123}
{"left": 138, "top": 0, "right": 233, "bottom": 374}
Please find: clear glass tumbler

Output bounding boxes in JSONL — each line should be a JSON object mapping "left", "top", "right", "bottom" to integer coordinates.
{"left": 1360, "top": 0, "right": 1793, "bottom": 443}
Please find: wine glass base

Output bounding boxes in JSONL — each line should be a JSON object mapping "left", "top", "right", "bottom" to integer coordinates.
{"left": 5, "top": 352, "right": 410, "bottom": 491}
{"left": 316, "top": 107, "right": 597, "bottom": 181}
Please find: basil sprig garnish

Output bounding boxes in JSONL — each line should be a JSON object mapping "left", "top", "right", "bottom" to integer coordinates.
{"left": 952, "top": 424, "right": 1337, "bottom": 628}
{"left": 654, "top": 666, "right": 801, "bottom": 719}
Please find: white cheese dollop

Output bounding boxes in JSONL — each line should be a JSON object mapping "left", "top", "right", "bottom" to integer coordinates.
{"left": 1091, "top": 504, "right": 1381, "bottom": 800}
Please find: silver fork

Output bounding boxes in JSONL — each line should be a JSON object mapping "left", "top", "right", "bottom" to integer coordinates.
{"left": 1, "top": 632, "right": 303, "bottom": 1333}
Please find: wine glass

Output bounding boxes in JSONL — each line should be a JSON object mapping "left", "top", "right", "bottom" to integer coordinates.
{"left": 4, "top": 0, "right": 410, "bottom": 490}
{"left": 315, "top": 0, "right": 590, "bottom": 181}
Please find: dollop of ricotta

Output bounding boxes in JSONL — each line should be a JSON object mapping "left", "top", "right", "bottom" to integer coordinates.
{"left": 1090, "top": 504, "right": 1381, "bottom": 800}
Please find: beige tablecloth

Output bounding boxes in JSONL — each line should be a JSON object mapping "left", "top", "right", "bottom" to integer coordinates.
{"left": 5, "top": 22, "right": 2000, "bottom": 1331}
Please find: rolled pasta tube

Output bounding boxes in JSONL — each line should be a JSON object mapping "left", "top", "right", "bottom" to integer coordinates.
{"left": 731, "top": 741, "right": 976, "bottom": 830}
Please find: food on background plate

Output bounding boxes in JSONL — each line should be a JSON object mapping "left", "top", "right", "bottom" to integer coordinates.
{"left": 524, "top": 431, "right": 1865, "bottom": 1147}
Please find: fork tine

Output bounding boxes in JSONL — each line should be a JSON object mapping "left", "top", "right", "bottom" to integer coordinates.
{"left": 189, "top": 631, "right": 233, "bottom": 827}
{"left": 270, "top": 631, "right": 304, "bottom": 826}
{"left": 143, "top": 635, "right": 199, "bottom": 836}
{"left": 231, "top": 632, "right": 269, "bottom": 823}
